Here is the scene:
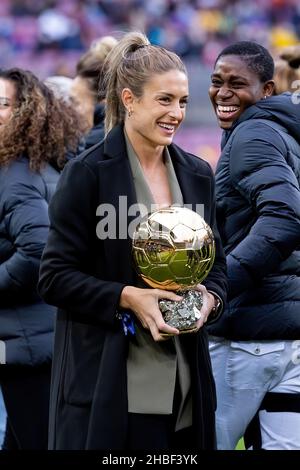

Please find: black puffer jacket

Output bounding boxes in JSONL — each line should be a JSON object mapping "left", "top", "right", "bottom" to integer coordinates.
{"left": 208, "top": 93, "right": 300, "bottom": 340}
{"left": 0, "top": 156, "right": 59, "bottom": 365}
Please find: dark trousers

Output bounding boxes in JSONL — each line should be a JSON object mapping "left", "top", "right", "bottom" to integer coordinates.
{"left": 127, "top": 413, "right": 194, "bottom": 450}
{"left": 0, "top": 364, "right": 51, "bottom": 450}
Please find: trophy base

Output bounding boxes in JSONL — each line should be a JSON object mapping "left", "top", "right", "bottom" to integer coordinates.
{"left": 159, "top": 290, "right": 203, "bottom": 335}
{"left": 160, "top": 326, "right": 198, "bottom": 338}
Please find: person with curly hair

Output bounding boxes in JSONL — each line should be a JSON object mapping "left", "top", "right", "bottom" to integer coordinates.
{"left": 0, "top": 68, "right": 84, "bottom": 449}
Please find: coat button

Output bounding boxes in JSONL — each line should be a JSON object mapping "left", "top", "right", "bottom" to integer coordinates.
{"left": 255, "top": 347, "right": 260, "bottom": 354}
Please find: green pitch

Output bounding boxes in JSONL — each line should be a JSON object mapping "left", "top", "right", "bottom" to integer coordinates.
{"left": 236, "top": 438, "right": 245, "bottom": 450}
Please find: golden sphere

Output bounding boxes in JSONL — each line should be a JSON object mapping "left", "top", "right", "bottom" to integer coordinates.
{"left": 132, "top": 206, "right": 215, "bottom": 290}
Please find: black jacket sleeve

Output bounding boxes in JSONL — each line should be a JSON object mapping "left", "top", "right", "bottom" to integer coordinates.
{"left": 0, "top": 178, "right": 50, "bottom": 297}
{"left": 227, "top": 122, "right": 300, "bottom": 299}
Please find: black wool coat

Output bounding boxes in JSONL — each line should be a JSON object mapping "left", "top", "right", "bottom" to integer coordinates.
{"left": 38, "top": 124, "right": 227, "bottom": 450}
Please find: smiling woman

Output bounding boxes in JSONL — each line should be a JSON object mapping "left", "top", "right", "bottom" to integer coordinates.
{"left": 0, "top": 79, "right": 16, "bottom": 125}
{"left": 121, "top": 69, "right": 189, "bottom": 206}
{"left": 38, "top": 31, "right": 227, "bottom": 450}
{"left": 207, "top": 41, "right": 300, "bottom": 450}
{"left": 209, "top": 44, "right": 274, "bottom": 130}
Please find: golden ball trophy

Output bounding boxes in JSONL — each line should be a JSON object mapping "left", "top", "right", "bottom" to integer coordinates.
{"left": 132, "top": 206, "right": 216, "bottom": 333}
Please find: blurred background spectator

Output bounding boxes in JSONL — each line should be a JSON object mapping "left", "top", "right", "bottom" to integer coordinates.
{"left": 70, "top": 34, "right": 117, "bottom": 146}
{"left": 44, "top": 74, "right": 74, "bottom": 101}
{"left": 1, "top": 1, "right": 300, "bottom": 77}
{"left": 0, "top": 67, "right": 85, "bottom": 449}
{"left": 1, "top": 0, "right": 300, "bottom": 167}
{"left": 273, "top": 44, "right": 300, "bottom": 93}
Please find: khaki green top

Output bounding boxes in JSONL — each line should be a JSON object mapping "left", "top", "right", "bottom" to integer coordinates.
{"left": 125, "top": 132, "right": 192, "bottom": 431}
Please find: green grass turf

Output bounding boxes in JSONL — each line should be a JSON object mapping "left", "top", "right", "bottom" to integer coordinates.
{"left": 236, "top": 438, "right": 245, "bottom": 450}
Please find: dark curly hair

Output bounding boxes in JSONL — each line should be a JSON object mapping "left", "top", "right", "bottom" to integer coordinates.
{"left": 0, "top": 68, "right": 86, "bottom": 171}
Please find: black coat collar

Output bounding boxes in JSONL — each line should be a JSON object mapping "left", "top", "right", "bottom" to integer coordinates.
{"left": 104, "top": 124, "right": 202, "bottom": 168}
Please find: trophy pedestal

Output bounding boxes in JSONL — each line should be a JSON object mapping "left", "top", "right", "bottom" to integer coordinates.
{"left": 159, "top": 290, "right": 203, "bottom": 334}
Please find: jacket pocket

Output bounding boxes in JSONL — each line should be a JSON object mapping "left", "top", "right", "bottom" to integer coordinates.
{"left": 225, "top": 340, "right": 285, "bottom": 390}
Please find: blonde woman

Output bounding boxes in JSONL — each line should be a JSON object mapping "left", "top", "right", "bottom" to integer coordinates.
{"left": 39, "top": 32, "right": 227, "bottom": 450}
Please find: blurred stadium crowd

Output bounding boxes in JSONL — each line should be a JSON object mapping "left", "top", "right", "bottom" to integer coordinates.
{"left": 1, "top": 0, "right": 300, "bottom": 77}
{"left": 0, "top": 0, "right": 299, "bottom": 166}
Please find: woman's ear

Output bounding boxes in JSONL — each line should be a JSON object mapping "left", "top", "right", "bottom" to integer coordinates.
{"left": 264, "top": 80, "right": 275, "bottom": 97}
{"left": 121, "top": 88, "right": 134, "bottom": 110}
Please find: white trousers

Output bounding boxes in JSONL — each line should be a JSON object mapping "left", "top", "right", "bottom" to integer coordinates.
{"left": 209, "top": 337, "right": 300, "bottom": 450}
